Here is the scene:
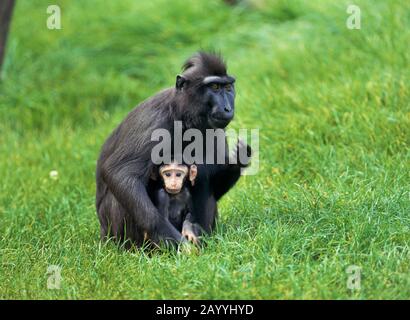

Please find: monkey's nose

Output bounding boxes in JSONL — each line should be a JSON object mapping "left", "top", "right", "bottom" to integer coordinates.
{"left": 224, "top": 104, "right": 232, "bottom": 112}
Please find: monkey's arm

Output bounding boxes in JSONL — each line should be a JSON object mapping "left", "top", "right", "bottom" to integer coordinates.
{"left": 182, "top": 212, "right": 202, "bottom": 245}
{"left": 211, "top": 166, "right": 241, "bottom": 201}
{"left": 211, "top": 139, "right": 252, "bottom": 201}
{"left": 155, "top": 188, "right": 170, "bottom": 219}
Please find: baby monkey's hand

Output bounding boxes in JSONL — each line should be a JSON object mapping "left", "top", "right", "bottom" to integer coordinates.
{"left": 182, "top": 220, "right": 200, "bottom": 245}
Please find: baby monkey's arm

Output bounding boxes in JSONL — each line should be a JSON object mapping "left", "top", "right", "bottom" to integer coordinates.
{"left": 182, "top": 213, "right": 203, "bottom": 245}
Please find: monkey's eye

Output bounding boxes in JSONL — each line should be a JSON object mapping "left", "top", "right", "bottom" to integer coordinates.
{"left": 176, "top": 172, "right": 182, "bottom": 177}
{"left": 225, "top": 84, "right": 232, "bottom": 91}
{"left": 211, "top": 83, "right": 220, "bottom": 91}
{"left": 165, "top": 172, "right": 171, "bottom": 177}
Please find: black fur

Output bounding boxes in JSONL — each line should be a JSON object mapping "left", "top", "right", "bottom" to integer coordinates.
{"left": 96, "top": 52, "right": 249, "bottom": 248}
{"left": 149, "top": 184, "right": 193, "bottom": 232}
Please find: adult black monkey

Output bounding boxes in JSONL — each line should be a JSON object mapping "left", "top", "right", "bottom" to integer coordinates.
{"left": 96, "top": 52, "right": 251, "bottom": 248}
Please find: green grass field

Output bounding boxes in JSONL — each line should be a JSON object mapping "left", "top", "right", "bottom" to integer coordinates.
{"left": 0, "top": 0, "right": 409, "bottom": 299}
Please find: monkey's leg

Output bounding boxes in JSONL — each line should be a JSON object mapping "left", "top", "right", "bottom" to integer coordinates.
{"left": 190, "top": 180, "right": 218, "bottom": 235}
{"left": 98, "top": 190, "right": 144, "bottom": 247}
{"left": 97, "top": 190, "right": 125, "bottom": 240}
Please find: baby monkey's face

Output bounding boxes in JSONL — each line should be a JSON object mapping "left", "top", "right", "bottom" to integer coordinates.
{"left": 159, "top": 163, "right": 197, "bottom": 194}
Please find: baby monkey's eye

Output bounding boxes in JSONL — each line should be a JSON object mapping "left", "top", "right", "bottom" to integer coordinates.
{"left": 176, "top": 173, "right": 182, "bottom": 177}
{"left": 165, "top": 172, "right": 171, "bottom": 177}
{"left": 225, "top": 84, "right": 232, "bottom": 91}
{"left": 211, "top": 83, "right": 220, "bottom": 91}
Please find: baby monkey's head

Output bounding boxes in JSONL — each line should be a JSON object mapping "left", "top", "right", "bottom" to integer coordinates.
{"left": 159, "top": 162, "right": 197, "bottom": 194}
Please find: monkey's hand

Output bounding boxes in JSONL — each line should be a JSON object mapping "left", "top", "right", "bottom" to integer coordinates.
{"left": 182, "top": 228, "right": 199, "bottom": 245}
{"left": 231, "top": 138, "right": 252, "bottom": 168}
{"left": 182, "top": 220, "right": 200, "bottom": 245}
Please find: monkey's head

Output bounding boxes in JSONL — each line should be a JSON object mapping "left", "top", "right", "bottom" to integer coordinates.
{"left": 158, "top": 163, "right": 197, "bottom": 194}
{"left": 175, "top": 52, "right": 235, "bottom": 129}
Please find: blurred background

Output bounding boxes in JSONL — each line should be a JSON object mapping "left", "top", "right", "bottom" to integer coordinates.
{"left": 0, "top": 0, "right": 409, "bottom": 299}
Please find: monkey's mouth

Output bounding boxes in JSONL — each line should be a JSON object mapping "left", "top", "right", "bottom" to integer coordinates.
{"left": 165, "top": 188, "right": 181, "bottom": 194}
{"left": 209, "top": 114, "right": 233, "bottom": 128}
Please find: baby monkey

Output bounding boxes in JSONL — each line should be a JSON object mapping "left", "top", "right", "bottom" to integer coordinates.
{"left": 150, "top": 162, "right": 200, "bottom": 244}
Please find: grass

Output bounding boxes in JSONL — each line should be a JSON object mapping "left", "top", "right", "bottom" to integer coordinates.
{"left": 0, "top": 0, "right": 409, "bottom": 299}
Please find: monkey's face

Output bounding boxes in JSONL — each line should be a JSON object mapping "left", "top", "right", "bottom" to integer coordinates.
{"left": 203, "top": 76, "right": 236, "bottom": 129}
{"left": 160, "top": 164, "right": 188, "bottom": 194}
{"left": 159, "top": 163, "right": 197, "bottom": 194}
{"left": 176, "top": 73, "right": 235, "bottom": 129}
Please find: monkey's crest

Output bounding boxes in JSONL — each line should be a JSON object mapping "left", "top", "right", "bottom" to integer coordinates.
{"left": 182, "top": 51, "right": 227, "bottom": 79}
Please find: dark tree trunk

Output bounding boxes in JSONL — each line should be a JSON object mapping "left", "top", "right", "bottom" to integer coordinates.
{"left": 0, "top": 0, "right": 16, "bottom": 73}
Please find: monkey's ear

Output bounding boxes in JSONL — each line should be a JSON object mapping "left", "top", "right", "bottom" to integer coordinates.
{"left": 176, "top": 74, "right": 187, "bottom": 90}
{"left": 189, "top": 165, "right": 197, "bottom": 186}
{"left": 150, "top": 167, "right": 158, "bottom": 181}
